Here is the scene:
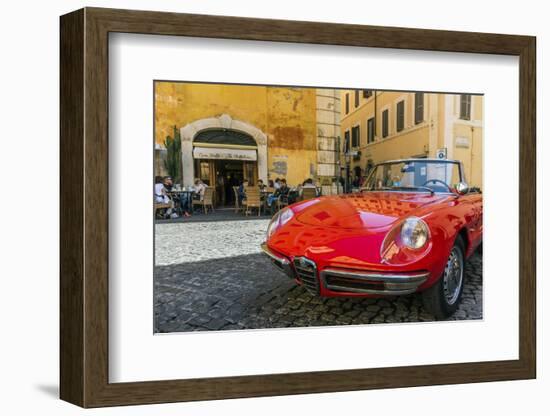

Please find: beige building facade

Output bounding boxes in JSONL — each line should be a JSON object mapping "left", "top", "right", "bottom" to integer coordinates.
{"left": 340, "top": 90, "right": 483, "bottom": 189}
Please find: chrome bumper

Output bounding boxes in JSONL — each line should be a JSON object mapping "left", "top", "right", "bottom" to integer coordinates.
{"left": 261, "top": 244, "right": 428, "bottom": 296}
{"left": 260, "top": 243, "right": 294, "bottom": 279}
{"left": 320, "top": 268, "right": 429, "bottom": 295}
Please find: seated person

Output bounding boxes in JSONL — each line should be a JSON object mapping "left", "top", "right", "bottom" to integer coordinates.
{"left": 164, "top": 176, "right": 191, "bottom": 217}
{"left": 299, "top": 178, "right": 317, "bottom": 197}
{"left": 258, "top": 179, "right": 266, "bottom": 191}
{"left": 278, "top": 179, "right": 289, "bottom": 194}
{"left": 192, "top": 179, "right": 206, "bottom": 201}
{"left": 162, "top": 176, "right": 174, "bottom": 192}
{"left": 154, "top": 176, "right": 177, "bottom": 218}
{"left": 155, "top": 176, "right": 170, "bottom": 204}
{"left": 163, "top": 175, "right": 184, "bottom": 215}
{"left": 267, "top": 179, "right": 289, "bottom": 209}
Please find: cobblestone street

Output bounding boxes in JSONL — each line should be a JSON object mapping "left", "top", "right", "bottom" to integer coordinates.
{"left": 154, "top": 216, "right": 482, "bottom": 333}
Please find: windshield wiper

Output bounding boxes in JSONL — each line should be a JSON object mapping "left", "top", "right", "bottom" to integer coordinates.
{"left": 392, "top": 186, "right": 434, "bottom": 195}
{"left": 363, "top": 186, "right": 434, "bottom": 195}
{"left": 362, "top": 186, "right": 392, "bottom": 192}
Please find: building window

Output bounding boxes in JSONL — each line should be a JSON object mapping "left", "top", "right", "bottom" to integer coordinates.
{"left": 344, "top": 130, "right": 350, "bottom": 153}
{"left": 367, "top": 117, "right": 375, "bottom": 144}
{"left": 460, "top": 94, "right": 472, "bottom": 120}
{"left": 363, "top": 90, "right": 373, "bottom": 99}
{"left": 354, "top": 90, "right": 359, "bottom": 107}
{"left": 382, "top": 109, "right": 389, "bottom": 138}
{"left": 345, "top": 93, "right": 349, "bottom": 114}
{"left": 351, "top": 125, "right": 360, "bottom": 148}
{"left": 396, "top": 100, "right": 405, "bottom": 132}
{"left": 414, "top": 92, "right": 424, "bottom": 124}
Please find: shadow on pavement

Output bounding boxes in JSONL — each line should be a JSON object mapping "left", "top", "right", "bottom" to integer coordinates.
{"left": 154, "top": 252, "right": 483, "bottom": 333}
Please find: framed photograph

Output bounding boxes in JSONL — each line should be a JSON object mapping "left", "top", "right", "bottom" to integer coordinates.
{"left": 60, "top": 7, "right": 536, "bottom": 408}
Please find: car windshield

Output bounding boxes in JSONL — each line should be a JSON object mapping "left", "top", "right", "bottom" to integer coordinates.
{"left": 364, "top": 160, "right": 462, "bottom": 193}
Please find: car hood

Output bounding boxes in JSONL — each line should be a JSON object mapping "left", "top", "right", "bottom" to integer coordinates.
{"left": 294, "top": 192, "right": 452, "bottom": 230}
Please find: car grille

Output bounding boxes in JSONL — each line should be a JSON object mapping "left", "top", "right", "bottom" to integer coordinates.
{"left": 323, "top": 274, "right": 385, "bottom": 292}
{"left": 293, "top": 257, "right": 319, "bottom": 295}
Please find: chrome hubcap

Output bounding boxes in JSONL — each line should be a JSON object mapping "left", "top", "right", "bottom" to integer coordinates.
{"left": 443, "top": 247, "right": 464, "bottom": 305}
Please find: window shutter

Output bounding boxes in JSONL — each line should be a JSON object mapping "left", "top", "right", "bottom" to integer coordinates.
{"left": 344, "top": 130, "right": 350, "bottom": 153}
{"left": 397, "top": 101, "right": 405, "bottom": 132}
{"left": 367, "top": 117, "right": 375, "bottom": 143}
{"left": 460, "top": 94, "right": 471, "bottom": 120}
{"left": 414, "top": 93, "right": 424, "bottom": 124}
{"left": 351, "top": 126, "right": 360, "bottom": 148}
{"left": 382, "top": 110, "right": 389, "bottom": 138}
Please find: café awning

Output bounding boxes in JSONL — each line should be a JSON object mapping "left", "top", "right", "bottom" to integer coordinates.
{"left": 193, "top": 146, "right": 257, "bottom": 161}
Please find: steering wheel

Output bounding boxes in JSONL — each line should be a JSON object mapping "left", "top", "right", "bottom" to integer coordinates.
{"left": 421, "top": 179, "right": 453, "bottom": 192}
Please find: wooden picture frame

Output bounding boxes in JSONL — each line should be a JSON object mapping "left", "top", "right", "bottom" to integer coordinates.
{"left": 60, "top": 7, "right": 536, "bottom": 408}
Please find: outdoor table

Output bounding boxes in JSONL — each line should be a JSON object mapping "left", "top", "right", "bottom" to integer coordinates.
{"left": 167, "top": 190, "right": 195, "bottom": 215}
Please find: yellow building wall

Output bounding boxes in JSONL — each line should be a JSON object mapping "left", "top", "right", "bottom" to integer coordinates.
{"left": 340, "top": 91, "right": 430, "bottom": 173}
{"left": 452, "top": 95, "right": 483, "bottom": 188}
{"left": 340, "top": 90, "right": 483, "bottom": 190}
{"left": 155, "top": 82, "right": 318, "bottom": 186}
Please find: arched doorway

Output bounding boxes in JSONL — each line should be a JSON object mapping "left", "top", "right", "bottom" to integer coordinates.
{"left": 193, "top": 129, "right": 258, "bottom": 206}
{"left": 180, "top": 114, "right": 268, "bottom": 206}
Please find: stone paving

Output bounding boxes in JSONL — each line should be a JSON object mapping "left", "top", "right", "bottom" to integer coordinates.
{"left": 154, "top": 218, "right": 482, "bottom": 333}
{"left": 155, "top": 218, "right": 271, "bottom": 266}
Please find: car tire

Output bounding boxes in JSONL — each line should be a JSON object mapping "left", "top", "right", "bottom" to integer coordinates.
{"left": 422, "top": 236, "right": 466, "bottom": 320}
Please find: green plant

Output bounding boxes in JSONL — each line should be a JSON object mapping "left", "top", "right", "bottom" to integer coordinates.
{"left": 163, "top": 125, "right": 182, "bottom": 183}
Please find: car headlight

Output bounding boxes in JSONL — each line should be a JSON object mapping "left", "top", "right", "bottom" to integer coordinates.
{"left": 400, "top": 217, "right": 429, "bottom": 249}
{"left": 267, "top": 211, "right": 281, "bottom": 239}
{"left": 279, "top": 207, "right": 294, "bottom": 226}
{"left": 266, "top": 208, "right": 294, "bottom": 239}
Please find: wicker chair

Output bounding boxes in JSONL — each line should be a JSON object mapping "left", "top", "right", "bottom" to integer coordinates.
{"left": 301, "top": 187, "right": 317, "bottom": 201}
{"left": 243, "top": 186, "right": 262, "bottom": 216}
{"left": 154, "top": 201, "right": 172, "bottom": 219}
{"left": 276, "top": 192, "right": 290, "bottom": 211}
{"left": 192, "top": 187, "right": 214, "bottom": 214}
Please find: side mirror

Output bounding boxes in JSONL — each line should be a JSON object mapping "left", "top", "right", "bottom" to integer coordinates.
{"left": 455, "top": 182, "right": 469, "bottom": 195}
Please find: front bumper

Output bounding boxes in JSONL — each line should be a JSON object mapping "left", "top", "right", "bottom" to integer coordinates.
{"left": 320, "top": 268, "right": 428, "bottom": 296}
{"left": 261, "top": 242, "right": 429, "bottom": 296}
{"left": 260, "top": 243, "right": 294, "bottom": 279}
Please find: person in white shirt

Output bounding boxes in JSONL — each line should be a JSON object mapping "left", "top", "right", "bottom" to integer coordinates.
{"left": 154, "top": 176, "right": 170, "bottom": 204}
{"left": 154, "top": 176, "right": 177, "bottom": 219}
{"left": 193, "top": 179, "right": 207, "bottom": 201}
{"left": 299, "top": 178, "right": 317, "bottom": 197}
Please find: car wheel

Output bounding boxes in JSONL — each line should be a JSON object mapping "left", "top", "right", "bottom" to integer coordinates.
{"left": 422, "top": 236, "right": 466, "bottom": 320}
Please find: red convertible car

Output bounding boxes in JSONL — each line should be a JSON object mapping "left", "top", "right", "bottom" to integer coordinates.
{"left": 261, "top": 158, "right": 482, "bottom": 319}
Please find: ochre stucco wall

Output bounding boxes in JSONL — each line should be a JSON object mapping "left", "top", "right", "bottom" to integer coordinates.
{"left": 340, "top": 90, "right": 483, "bottom": 189}
{"left": 155, "top": 82, "right": 318, "bottom": 186}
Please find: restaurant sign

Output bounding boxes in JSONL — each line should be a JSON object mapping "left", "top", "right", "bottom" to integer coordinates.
{"left": 193, "top": 147, "right": 257, "bottom": 161}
